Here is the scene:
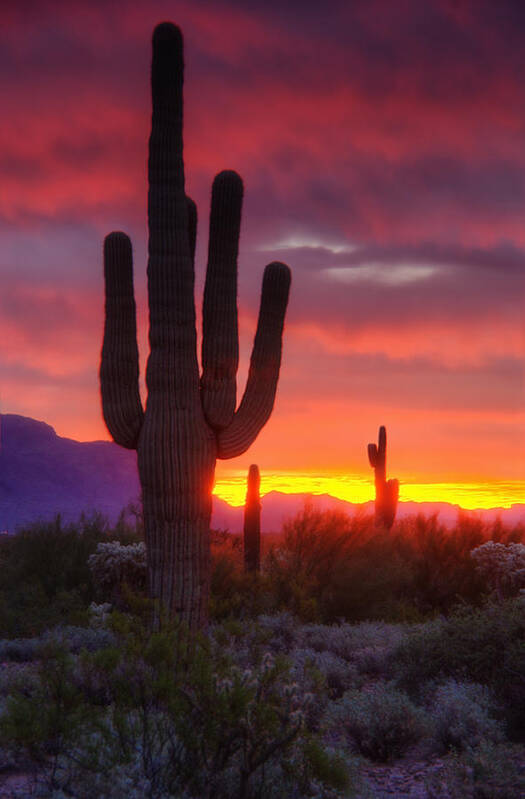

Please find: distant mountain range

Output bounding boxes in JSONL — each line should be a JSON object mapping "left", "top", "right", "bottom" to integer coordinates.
{"left": 0, "top": 414, "right": 523, "bottom": 533}
{"left": 0, "top": 414, "right": 139, "bottom": 531}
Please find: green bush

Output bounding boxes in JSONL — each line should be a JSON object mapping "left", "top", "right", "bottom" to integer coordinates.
{"left": 395, "top": 599, "right": 525, "bottom": 737}
{"left": 0, "top": 641, "right": 93, "bottom": 771}
{"left": 327, "top": 681, "right": 428, "bottom": 762}
{"left": 397, "top": 513, "right": 487, "bottom": 614}
{"left": 427, "top": 741, "right": 525, "bottom": 798}
{"left": 0, "top": 611, "right": 351, "bottom": 798}
{"left": 471, "top": 540, "right": 525, "bottom": 599}
{"left": 210, "top": 556, "right": 274, "bottom": 621}
{"left": 2, "top": 509, "right": 523, "bottom": 636}
{"left": 0, "top": 514, "right": 143, "bottom": 638}
{"left": 88, "top": 541, "right": 147, "bottom": 605}
{"left": 264, "top": 505, "right": 360, "bottom": 622}
{"left": 261, "top": 508, "right": 523, "bottom": 624}
{"left": 430, "top": 680, "right": 504, "bottom": 753}
{"left": 0, "top": 626, "right": 115, "bottom": 662}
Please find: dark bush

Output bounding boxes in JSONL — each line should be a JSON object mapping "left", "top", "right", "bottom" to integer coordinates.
{"left": 262, "top": 507, "right": 523, "bottom": 623}
{"left": 394, "top": 599, "right": 525, "bottom": 737}
{"left": 0, "top": 611, "right": 349, "bottom": 798}
{"left": 0, "top": 513, "right": 143, "bottom": 637}
{"left": 328, "top": 682, "right": 427, "bottom": 762}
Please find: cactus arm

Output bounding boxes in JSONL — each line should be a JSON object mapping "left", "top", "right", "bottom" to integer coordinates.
{"left": 100, "top": 232, "right": 144, "bottom": 449}
{"left": 146, "top": 23, "right": 200, "bottom": 403}
{"left": 370, "top": 426, "right": 386, "bottom": 479}
{"left": 217, "top": 261, "right": 291, "bottom": 459}
{"left": 200, "top": 171, "right": 243, "bottom": 430}
{"left": 378, "top": 425, "right": 386, "bottom": 458}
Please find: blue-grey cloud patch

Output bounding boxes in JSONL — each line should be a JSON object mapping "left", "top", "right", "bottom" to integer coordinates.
{"left": 282, "top": 349, "right": 524, "bottom": 413}
{"left": 0, "top": 358, "right": 94, "bottom": 389}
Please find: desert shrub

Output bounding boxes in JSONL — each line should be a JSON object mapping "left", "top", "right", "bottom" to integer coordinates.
{"left": 264, "top": 505, "right": 363, "bottom": 621}
{"left": 297, "top": 620, "right": 407, "bottom": 659}
{"left": 0, "top": 626, "right": 114, "bottom": 663}
{"left": 295, "top": 621, "right": 408, "bottom": 685}
{"left": 290, "top": 647, "right": 359, "bottom": 700}
{"left": 264, "top": 506, "right": 428, "bottom": 623}
{"left": 429, "top": 680, "right": 504, "bottom": 753}
{"left": 111, "top": 500, "right": 145, "bottom": 543}
{"left": 88, "top": 541, "right": 147, "bottom": 604}
{"left": 45, "top": 624, "right": 114, "bottom": 654}
{"left": 399, "top": 514, "right": 524, "bottom": 615}
{"left": 300, "top": 740, "right": 353, "bottom": 795}
{"left": 0, "top": 583, "right": 89, "bottom": 640}
{"left": 262, "top": 508, "right": 525, "bottom": 623}
{"left": 1, "top": 515, "right": 106, "bottom": 597}
{"left": 327, "top": 682, "right": 428, "bottom": 762}
{"left": 395, "top": 599, "right": 525, "bottom": 737}
{"left": 0, "top": 641, "right": 93, "bottom": 773}
{"left": 323, "top": 529, "right": 417, "bottom": 622}
{"left": 256, "top": 612, "right": 300, "bottom": 653}
{"left": 213, "top": 617, "right": 406, "bottom": 696}
{"left": 0, "top": 635, "right": 49, "bottom": 663}
{"left": 88, "top": 601, "right": 113, "bottom": 628}
{"left": 0, "top": 612, "right": 351, "bottom": 798}
{"left": 208, "top": 530, "right": 280, "bottom": 621}
{"left": 426, "top": 741, "right": 525, "bottom": 798}
{"left": 0, "top": 514, "right": 142, "bottom": 637}
{"left": 393, "top": 513, "right": 489, "bottom": 615}
{"left": 471, "top": 540, "right": 525, "bottom": 599}
{"left": 210, "top": 558, "right": 274, "bottom": 621}
{"left": 395, "top": 600, "right": 524, "bottom": 687}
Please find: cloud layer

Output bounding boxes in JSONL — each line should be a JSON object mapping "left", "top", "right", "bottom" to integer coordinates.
{"left": 1, "top": 0, "right": 524, "bottom": 488}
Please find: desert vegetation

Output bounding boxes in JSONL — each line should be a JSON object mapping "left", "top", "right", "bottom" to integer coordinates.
{"left": 0, "top": 508, "right": 524, "bottom": 797}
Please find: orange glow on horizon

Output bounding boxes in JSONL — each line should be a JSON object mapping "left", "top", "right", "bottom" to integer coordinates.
{"left": 213, "top": 470, "right": 525, "bottom": 511}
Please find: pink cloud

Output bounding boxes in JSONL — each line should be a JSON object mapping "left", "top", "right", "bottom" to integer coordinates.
{"left": 0, "top": 0, "right": 523, "bottom": 487}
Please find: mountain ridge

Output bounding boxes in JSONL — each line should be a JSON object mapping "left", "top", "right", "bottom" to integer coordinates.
{"left": 1, "top": 414, "right": 523, "bottom": 532}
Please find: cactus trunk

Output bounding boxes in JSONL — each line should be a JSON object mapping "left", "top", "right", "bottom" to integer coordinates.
{"left": 100, "top": 24, "right": 290, "bottom": 627}
{"left": 367, "top": 426, "right": 399, "bottom": 530}
{"left": 243, "top": 464, "right": 261, "bottom": 573}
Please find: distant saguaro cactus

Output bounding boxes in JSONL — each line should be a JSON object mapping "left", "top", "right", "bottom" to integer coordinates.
{"left": 100, "top": 24, "right": 291, "bottom": 628}
{"left": 367, "top": 426, "right": 399, "bottom": 530}
{"left": 244, "top": 464, "right": 261, "bottom": 573}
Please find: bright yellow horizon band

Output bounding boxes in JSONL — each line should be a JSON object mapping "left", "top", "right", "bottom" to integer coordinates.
{"left": 213, "top": 470, "right": 525, "bottom": 511}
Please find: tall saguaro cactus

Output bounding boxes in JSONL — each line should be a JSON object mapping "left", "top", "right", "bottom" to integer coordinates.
{"left": 100, "top": 23, "right": 291, "bottom": 627}
{"left": 367, "top": 426, "right": 399, "bottom": 530}
{"left": 243, "top": 464, "right": 261, "bottom": 573}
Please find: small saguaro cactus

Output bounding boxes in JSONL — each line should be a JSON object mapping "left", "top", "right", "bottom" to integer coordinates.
{"left": 100, "top": 23, "right": 291, "bottom": 628}
{"left": 243, "top": 464, "right": 261, "bottom": 573}
{"left": 367, "top": 426, "right": 399, "bottom": 530}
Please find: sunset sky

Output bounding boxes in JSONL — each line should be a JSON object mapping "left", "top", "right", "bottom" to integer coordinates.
{"left": 1, "top": 0, "right": 524, "bottom": 509}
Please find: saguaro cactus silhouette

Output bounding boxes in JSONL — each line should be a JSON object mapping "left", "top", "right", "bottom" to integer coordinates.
{"left": 100, "top": 23, "right": 291, "bottom": 627}
{"left": 243, "top": 464, "right": 261, "bottom": 573}
{"left": 367, "top": 426, "right": 399, "bottom": 530}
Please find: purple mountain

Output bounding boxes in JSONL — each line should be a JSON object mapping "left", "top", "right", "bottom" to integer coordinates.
{"left": 212, "top": 491, "right": 525, "bottom": 533}
{"left": 0, "top": 414, "right": 140, "bottom": 531}
{"left": 0, "top": 414, "right": 523, "bottom": 532}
